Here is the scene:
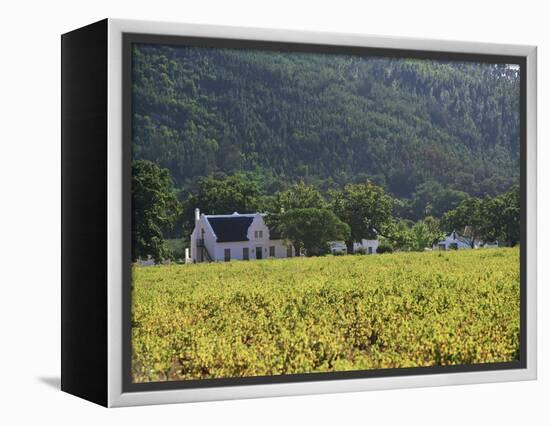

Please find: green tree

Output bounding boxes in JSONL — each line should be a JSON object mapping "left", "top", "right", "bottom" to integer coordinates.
{"left": 331, "top": 182, "right": 394, "bottom": 249}
{"left": 264, "top": 181, "right": 327, "bottom": 236}
{"left": 186, "top": 173, "right": 262, "bottom": 216}
{"left": 442, "top": 186, "right": 520, "bottom": 248}
{"left": 407, "top": 181, "right": 469, "bottom": 220}
{"left": 441, "top": 197, "right": 484, "bottom": 248}
{"left": 385, "top": 219, "right": 414, "bottom": 251}
{"left": 480, "top": 185, "right": 520, "bottom": 245}
{"left": 132, "top": 160, "right": 182, "bottom": 262}
{"left": 273, "top": 181, "right": 326, "bottom": 211}
{"left": 278, "top": 208, "right": 350, "bottom": 256}
{"left": 499, "top": 185, "right": 520, "bottom": 245}
{"left": 410, "top": 216, "right": 444, "bottom": 251}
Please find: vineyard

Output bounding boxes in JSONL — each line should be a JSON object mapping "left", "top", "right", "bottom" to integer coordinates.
{"left": 131, "top": 248, "right": 520, "bottom": 382}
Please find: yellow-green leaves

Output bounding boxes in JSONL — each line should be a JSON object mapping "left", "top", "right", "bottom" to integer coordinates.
{"left": 131, "top": 248, "right": 520, "bottom": 382}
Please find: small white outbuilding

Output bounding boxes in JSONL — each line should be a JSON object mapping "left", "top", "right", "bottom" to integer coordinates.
{"left": 434, "top": 231, "right": 474, "bottom": 250}
{"left": 353, "top": 239, "right": 379, "bottom": 254}
{"left": 328, "top": 241, "right": 347, "bottom": 255}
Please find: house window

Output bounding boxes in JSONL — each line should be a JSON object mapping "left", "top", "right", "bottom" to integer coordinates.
{"left": 368, "top": 247, "right": 373, "bottom": 254}
{"left": 243, "top": 247, "right": 249, "bottom": 260}
{"left": 224, "top": 248, "right": 231, "bottom": 261}
{"left": 254, "top": 230, "right": 258, "bottom": 238}
{"left": 269, "top": 246, "right": 275, "bottom": 257}
{"left": 258, "top": 230, "right": 263, "bottom": 238}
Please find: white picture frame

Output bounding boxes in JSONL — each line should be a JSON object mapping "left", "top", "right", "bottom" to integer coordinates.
{"left": 61, "top": 18, "right": 537, "bottom": 407}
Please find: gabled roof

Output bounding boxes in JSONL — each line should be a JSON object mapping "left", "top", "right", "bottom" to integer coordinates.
{"left": 202, "top": 212, "right": 283, "bottom": 243}
{"left": 446, "top": 231, "right": 472, "bottom": 246}
{"left": 206, "top": 215, "right": 255, "bottom": 243}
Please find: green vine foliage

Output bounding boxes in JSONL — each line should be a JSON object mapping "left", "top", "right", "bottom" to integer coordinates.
{"left": 132, "top": 248, "right": 519, "bottom": 382}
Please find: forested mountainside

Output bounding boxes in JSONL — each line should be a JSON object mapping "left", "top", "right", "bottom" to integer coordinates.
{"left": 132, "top": 43, "right": 520, "bottom": 217}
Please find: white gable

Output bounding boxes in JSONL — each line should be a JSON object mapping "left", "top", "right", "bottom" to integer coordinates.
{"left": 246, "top": 214, "right": 271, "bottom": 241}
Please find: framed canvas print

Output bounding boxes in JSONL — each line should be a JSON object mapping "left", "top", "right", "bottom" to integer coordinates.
{"left": 61, "top": 18, "right": 537, "bottom": 407}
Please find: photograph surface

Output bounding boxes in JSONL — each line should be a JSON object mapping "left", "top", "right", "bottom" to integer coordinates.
{"left": 129, "top": 40, "right": 522, "bottom": 384}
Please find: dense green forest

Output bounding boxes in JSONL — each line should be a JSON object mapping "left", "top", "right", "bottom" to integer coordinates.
{"left": 131, "top": 43, "right": 520, "bottom": 247}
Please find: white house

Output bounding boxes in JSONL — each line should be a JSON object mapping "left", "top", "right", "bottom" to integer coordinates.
{"left": 328, "top": 241, "right": 347, "bottom": 255}
{"left": 353, "top": 239, "right": 379, "bottom": 254}
{"left": 190, "top": 209, "right": 294, "bottom": 263}
{"left": 434, "top": 231, "right": 475, "bottom": 250}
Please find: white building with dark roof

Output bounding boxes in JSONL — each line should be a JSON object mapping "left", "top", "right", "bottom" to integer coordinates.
{"left": 190, "top": 209, "right": 293, "bottom": 263}
{"left": 352, "top": 238, "right": 379, "bottom": 254}
{"left": 434, "top": 230, "right": 476, "bottom": 250}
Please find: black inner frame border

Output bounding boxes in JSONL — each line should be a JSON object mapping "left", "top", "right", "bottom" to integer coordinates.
{"left": 122, "top": 32, "right": 528, "bottom": 393}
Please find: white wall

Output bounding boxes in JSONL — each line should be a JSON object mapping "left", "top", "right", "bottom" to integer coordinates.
{"left": 214, "top": 241, "right": 248, "bottom": 261}
{"left": 190, "top": 226, "right": 198, "bottom": 261}
{"left": 1, "top": 1, "right": 547, "bottom": 425}
{"left": 212, "top": 239, "right": 288, "bottom": 261}
{"left": 353, "top": 239, "right": 379, "bottom": 254}
{"left": 435, "top": 234, "right": 472, "bottom": 250}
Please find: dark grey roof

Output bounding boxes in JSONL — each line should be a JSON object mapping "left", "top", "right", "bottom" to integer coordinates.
{"left": 207, "top": 216, "right": 254, "bottom": 242}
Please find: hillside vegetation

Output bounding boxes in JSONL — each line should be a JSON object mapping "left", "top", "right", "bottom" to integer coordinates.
{"left": 132, "top": 248, "right": 520, "bottom": 382}
{"left": 132, "top": 44, "right": 520, "bottom": 202}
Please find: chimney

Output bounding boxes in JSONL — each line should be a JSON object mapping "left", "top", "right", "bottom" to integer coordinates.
{"left": 194, "top": 208, "right": 200, "bottom": 222}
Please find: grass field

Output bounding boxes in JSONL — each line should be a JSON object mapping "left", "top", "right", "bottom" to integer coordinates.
{"left": 131, "top": 248, "right": 520, "bottom": 383}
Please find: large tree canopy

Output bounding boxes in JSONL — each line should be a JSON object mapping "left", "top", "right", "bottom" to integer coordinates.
{"left": 331, "top": 182, "right": 394, "bottom": 244}
{"left": 479, "top": 185, "right": 520, "bottom": 245}
{"left": 410, "top": 216, "right": 445, "bottom": 251}
{"left": 441, "top": 198, "right": 485, "bottom": 248}
{"left": 441, "top": 185, "right": 520, "bottom": 247}
{"left": 277, "top": 208, "right": 350, "bottom": 256}
{"left": 185, "top": 174, "right": 262, "bottom": 216}
{"left": 132, "top": 160, "right": 182, "bottom": 262}
{"left": 272, "top": 181, "right": 327, "bottom": 212}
